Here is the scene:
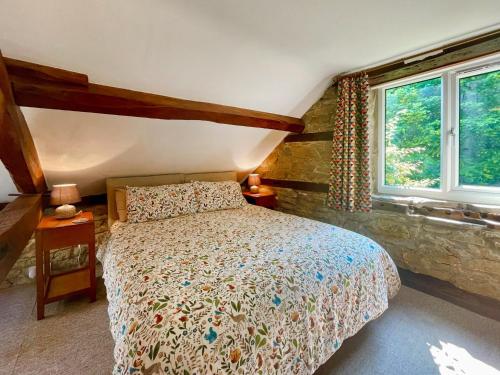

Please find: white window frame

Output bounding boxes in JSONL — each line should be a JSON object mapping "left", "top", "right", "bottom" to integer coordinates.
{"left": 377, "top": 54, "right": 500, "bottom": 205}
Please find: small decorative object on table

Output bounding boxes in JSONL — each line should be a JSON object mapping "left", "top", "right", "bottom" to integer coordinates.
{"left": 35, "top": 211, "right": 96, "bottom": 320}
{"left": 243, "top": 189, "right": 277, "bottom": 209}
{"left": 248, "top": 174, "right": 261, "bottom": 193}
{"left": 50, "top": 183, "right": 81, "bottom": 219}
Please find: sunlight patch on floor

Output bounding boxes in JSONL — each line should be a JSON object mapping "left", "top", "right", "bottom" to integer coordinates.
{"left": 429, "top": 341, "right": 500, "bottom": 375}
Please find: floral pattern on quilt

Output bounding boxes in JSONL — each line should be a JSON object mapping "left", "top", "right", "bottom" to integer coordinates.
{"left": 192, "top": 181, "right": 247, "bottom": 213}
{"left": 126, "top": 183, "right": 198, "bottom": 223}
{"left": 98, "top": 205, "right": 400, "bottom": 375}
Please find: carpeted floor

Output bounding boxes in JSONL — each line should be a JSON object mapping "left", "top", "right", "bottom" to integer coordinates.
{"left": 1, "top": 280, "right": 499, "bottom": 375}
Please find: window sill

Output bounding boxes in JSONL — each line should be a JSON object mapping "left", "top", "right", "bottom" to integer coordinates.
{"left": 372, "top": 194, "right": 500, "bottom": 230}
{"left": 377, "top": 186, "right": 500, "bottom": 206}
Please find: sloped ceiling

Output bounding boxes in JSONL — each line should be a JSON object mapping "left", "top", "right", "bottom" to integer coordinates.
{"left": 0, "top": 0, "right": 499, "bottom": 199}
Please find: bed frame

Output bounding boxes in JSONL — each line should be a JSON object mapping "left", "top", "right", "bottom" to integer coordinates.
{"left": 106, "top": 171, "right": 237, "bottom": 227}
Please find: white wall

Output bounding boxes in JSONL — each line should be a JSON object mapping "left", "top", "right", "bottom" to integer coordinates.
{"left": 0, "top": 0, "right": 498, "bottom": 196}
{"left": 0, "top": 162, "right": 18, "bottom": 203}
{"left": 22, "top": 108, "right": 286, "bottom": 195}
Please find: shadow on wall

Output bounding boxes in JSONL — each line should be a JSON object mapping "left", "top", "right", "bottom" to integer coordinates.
{"left": 233, "top": 74, "right": 334, "bottom": 179}
{"left": 24, "top": 108, "right": 288, "bottom": 195}
{"left": 289, "top": 74, "right": 333, "bottom": 116}
{"left": 232, "top": 130, "right": 287, "bottom": 177}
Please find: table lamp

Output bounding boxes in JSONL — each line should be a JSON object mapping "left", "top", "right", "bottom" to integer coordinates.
{"left": 50, "top": 184, "right": 81, "bottom": 219}
{"left": 248, "top": 174, "right": 261, "bottom": 193}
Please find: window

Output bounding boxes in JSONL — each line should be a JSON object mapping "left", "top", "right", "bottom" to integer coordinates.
{"left": 378, "top": 56, "right": 500, "bottom": 205}
{"left": 458, "top": 69, "right": 500, "bottom": 188}
{"left": 384, "top": 77, "right": 442, "bottom": 189}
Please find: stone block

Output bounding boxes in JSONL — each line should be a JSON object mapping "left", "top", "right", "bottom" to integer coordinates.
{"left": 363, "top": 216, "right": 415, "bottom": 240}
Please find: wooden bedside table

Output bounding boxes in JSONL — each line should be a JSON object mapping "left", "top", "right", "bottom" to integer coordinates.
{"left": 243, "top": 190, "right": 277, "bottom": 209}
{"left": 35, "top": 211, "right": 96, "bottom": 320}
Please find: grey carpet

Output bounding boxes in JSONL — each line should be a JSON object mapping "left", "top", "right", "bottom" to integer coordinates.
{"left": 1, "top": 281, "right": 499, "bottom": 375}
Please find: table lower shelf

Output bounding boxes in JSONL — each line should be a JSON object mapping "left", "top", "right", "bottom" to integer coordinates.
{"left": 45, "top": 267, "right": 91, "bottom": 303}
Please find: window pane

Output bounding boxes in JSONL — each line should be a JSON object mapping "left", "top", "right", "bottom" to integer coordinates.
{"left": 384, "top": 77, "right": 441, "bottom": 188}
{"left": 458, "top": 69, "right": 500, "bottom": 187}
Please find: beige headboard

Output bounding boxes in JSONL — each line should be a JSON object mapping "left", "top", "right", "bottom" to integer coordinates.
{"left": 106, "top": 171, "right": 237, "bottom": 226}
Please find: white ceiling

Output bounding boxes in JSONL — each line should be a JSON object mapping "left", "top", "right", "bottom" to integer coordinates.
{"left": 0, "top": 0, "right": 499, "bottom": 199}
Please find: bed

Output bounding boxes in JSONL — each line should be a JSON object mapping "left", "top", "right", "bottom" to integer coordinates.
{"left": 98, "top": 172, "right": 400, "bottom": 375}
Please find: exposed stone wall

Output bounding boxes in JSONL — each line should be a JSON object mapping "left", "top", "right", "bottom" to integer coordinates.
{"left": 0, "top": 204, "right": 108, "bottom": 289}
{"left": 255, "top": 86, "right": 500, "bottom": 301}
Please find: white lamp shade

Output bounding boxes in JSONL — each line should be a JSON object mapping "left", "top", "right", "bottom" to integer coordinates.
{"left": 248, "top": 174, "right": 261, "bottom": 187}
{"left": 50, "top": 184, "right": 81, "bottom": 205}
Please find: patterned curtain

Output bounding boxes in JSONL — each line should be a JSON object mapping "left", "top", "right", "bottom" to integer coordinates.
{"left": 327, "top": 72, "right": 371, "bottom": 212}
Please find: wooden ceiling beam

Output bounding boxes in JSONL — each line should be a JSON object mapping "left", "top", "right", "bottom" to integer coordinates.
{"left": 0, "top": 51, "right": 47, "bottom": 193}
{"left": 4, "top": 57, "right": 89, "bottom": 87}
{"left": 6, "top": 58, "right": 304, "bottom": 133}
{"left": 284, "top": 131, "right": 333, "bottom": 143}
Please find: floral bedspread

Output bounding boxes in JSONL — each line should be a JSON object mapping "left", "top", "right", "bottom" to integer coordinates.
{"left": 98, "top": 205, "right": 400, "bottom": 375}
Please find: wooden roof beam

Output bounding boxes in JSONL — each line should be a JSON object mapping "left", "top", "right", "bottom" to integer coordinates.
{"left": 4, "top": 57, "right": 89, "bottom": 87}
{"left": 0, "top": 51, "right": 47, "bottom": 193}
{"left": 6, "top": 58, "right": 304, "bottom": 133}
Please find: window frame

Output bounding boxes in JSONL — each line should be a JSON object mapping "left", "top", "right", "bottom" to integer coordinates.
{"left": 377, "top": 54, "right": 500, "bottom": 205}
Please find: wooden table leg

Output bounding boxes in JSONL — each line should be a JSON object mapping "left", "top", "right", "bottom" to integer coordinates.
{"left": 35, "top": 231, "right": 44, "bottom": 320}
{"left": 88, "top": 238, "right": 96, "bottom": 302}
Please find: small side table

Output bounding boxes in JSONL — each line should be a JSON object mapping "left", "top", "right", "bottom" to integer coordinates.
{"left": 35, "top": 211, "right": 96, "bottom": 320}
{"left": 243, "top": 190, "right": 277, "bottom": 209}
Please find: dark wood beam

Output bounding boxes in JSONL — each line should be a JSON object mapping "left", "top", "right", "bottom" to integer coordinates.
{"left": 6, "top": 58, "right": 304, "bottom": 133}
{"left": 284, "top": 131, "right": 333, "bottom": 143}
{"left": 261, "top": 178, "right": 329, "bottom": 192}
{"left": 0, "top": 195, "right": 42, "bottom": 283}
{"left": 4, "top": 57, "right": 88, "bottom": 87}
{"left": 0, "top": 51, "right": 47, "bottom": 193}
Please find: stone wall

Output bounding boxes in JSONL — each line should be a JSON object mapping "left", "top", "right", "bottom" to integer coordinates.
{"left": 0, "top": 204, "right": 108, "bottom": 289}
{"left": 255, "top": 86, "right": 500, "bottom": 301}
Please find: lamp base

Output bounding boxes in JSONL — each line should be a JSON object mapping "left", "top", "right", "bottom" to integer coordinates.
{"left": 54, "top": 204, "right": 77, "bottom": 219}
{"left": 250, "top": 185, "right": 260, "bottom": 193}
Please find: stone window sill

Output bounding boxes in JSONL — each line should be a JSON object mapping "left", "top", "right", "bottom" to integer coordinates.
{"left": 372, "top": 194, "right": 500, "bottom": 230}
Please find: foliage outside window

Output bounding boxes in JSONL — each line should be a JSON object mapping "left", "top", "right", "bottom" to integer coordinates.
{"left": 458, "top": 70, "right": 500, "bottom": 188}
{"left": 384, "top": 77, "right": 441, "bottom": 188}
{"left": 378, "top": 57, "right": 500, "bottom": 205}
